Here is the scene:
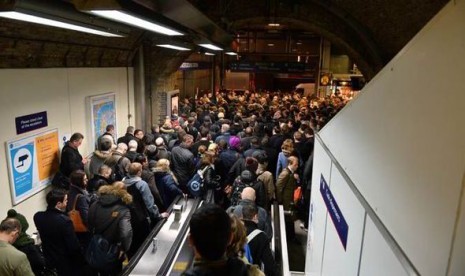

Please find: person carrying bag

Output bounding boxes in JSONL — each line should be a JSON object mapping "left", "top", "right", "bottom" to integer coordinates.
{"left": 68, "top": 194, "right": 88, "bottom": 232}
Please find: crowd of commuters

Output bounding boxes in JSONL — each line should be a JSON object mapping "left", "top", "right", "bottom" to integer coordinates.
{"left": 1, "top": 89, "right": 349, "bottom": 275}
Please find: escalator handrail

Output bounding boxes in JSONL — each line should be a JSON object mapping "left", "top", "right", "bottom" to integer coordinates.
{"left": 157, "top": 197, "right": 201, "bottom": 276}
{"left": 120, "top": 195, "right": 183, "bottom": 276}
{"left": 272, "top": 202, "right": 283, "bottom": 276}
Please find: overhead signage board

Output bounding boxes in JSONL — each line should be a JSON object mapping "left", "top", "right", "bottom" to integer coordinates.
{"left": 320, "top": 174, "right": 349, "bottom": 250}
{"left": 179, "top": 62, "right": 211, "bottom": 70}
{"left": 229, "top": 62, "right": 309, "bottom": 73}
{"left": 15, "top": 111, "right": 48, "bottom": 135}
{"left": 6, "top": 128, "right": 59, "bottom": 205}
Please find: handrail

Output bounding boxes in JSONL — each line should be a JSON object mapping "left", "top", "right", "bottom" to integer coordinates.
{"left": 279, "top": 205, "right": 291, "bottom": 276}
{"left": 271, "top": 202, "right": 283, "bottom": 275}
{"left": 157, "top": 198, "right": 201, "bottom": 276}
{"left": 120, "top": 195, "right": 183, "bottom": 276}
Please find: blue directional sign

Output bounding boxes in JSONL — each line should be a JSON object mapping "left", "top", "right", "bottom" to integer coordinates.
{"left": 320, "top": 174, "right": 349, "bottom": 250}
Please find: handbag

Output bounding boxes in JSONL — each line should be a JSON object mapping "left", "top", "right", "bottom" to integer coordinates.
{"left": 68, "top": 194, "right": 88, "bottom": 232}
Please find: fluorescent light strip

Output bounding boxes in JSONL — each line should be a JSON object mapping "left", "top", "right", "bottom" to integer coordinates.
{"left": 0, "top": 11, "right": 122, "bottom": 37}
{"left": 91, "top": 10, "right": 182, "bottom": 36}
{"left": 225, "top": 52, "right": 237, "bottom": 56}
{"left": 198, "top": 43, "right": 223, "bottom": 51}
{"left": 156, "top": 44, "right": 190, "bottom": 51}
{"left": 204, "top": 52, "right": 215, "bottom": 56}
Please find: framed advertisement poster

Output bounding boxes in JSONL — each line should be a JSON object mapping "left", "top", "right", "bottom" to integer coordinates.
{"left": 6, "top": 128, "right": 60, "bottom": 205}
{"left": 89, "top": 93, "right": 117, "bottom": 149}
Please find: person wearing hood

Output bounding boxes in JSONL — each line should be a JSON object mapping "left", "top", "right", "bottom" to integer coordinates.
{"left": 123, "top": 163, "right": 168, "bottom": 258}
{"left": 88, "top": 182, "right": 133, "bottom": 275}
{"left": 89, "top": 138, "right": 113, "bottom": 178}
{"left": 152, "top": 159, "right": 183, "bottom": 210}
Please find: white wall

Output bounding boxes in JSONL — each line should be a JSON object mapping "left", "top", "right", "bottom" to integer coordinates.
{"left": 0, "top": 67, "right": 135, "bottom": 233}
{"left": 308, "top": 0, "right": 465, "bottom": 275}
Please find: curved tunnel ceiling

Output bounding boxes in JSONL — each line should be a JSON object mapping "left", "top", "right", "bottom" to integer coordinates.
{"left": 188, "top": 0, "right": 449, "bottom": 80}
{"left": 0, "top": 0, "right": 450, "bottom": 81}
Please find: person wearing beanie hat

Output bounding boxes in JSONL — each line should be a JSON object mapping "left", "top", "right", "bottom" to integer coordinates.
{"left": 229, "top": 169, "right": 266, "bottom": 208}
{"left": 6, "top": 210, "right": 32, "bottom": 248}
{"left": 229, "top": 136, "right": 241, "bottom": 151}
{"left": 244, "top": 157, "right": 259, "bottom": 173}
{"left": 6, "top": 210, "right": 46, "bottom": 275}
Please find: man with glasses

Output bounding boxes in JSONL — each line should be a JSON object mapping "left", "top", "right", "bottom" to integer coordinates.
{"left": 0, "top": 218, "right": 34, "bottom": 276}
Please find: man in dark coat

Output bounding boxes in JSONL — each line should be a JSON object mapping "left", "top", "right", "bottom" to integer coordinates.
{"left": 59, "top": 132, "right": 86, "bottom": 177}
{"left": 170, "top": 134, "right": 195, "bottom": 192}
{"left": 117, "top": 126, "right": 135, "bottom": 146}
{"left": 33, "top": 189, "right": 86, "bottom": 276}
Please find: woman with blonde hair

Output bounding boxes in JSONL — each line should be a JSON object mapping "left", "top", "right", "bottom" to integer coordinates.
{"left": 152, "top": 159, "right": 183, "bottom": 210}
{"left": 276, "top": 139, "right": 295, "bottom": 178}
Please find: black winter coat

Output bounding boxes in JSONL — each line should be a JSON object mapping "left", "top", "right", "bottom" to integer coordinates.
{"left": 243, "top": 220, "right": 277, "bottom": 276}
{"left": 59, "top": 143, "right": 84, "bottom": 177}
{"left": 33, "top": 208, "right": 84, "bottom": 276}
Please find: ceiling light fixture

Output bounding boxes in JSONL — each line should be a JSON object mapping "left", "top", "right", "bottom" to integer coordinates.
{"left": 268, "top": 23, "right": 280, "bottom": 27}
{"left": 0, "top": 11, "right": 123, "bottom": 37}
{"left": 90, "top": 10, "right": 183, "bottom": 36}
{"left": 205, "top": 52, "right": 215, "bottom": 56}
{"left": 225, "top": 52, "right": 237, "bottom": 56}
{"left": 156, "top": 44, "right": 190, "bottom": 51}
{"left": 267, "top": 43, "right": 275, "bottom": 47}
{"left": 198, "top": 43, "right": 223, "bottom": 51}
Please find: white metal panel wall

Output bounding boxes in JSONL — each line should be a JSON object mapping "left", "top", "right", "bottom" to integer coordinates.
{"left": 321, "top": 167, "right": 365, "bottom": 276}
{"left": 317, "top": 0, "right": 465, "bottom": 275}
{"left": 359, "top": 217, "right": 407, "bottom": 276}
{"left": 0, "top": 67, "right": 135, "bottom": 233}
{"left": 306, "top": 140, "right": 332, "bottom": 275}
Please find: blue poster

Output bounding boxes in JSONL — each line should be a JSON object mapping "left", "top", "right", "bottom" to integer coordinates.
{"left": 320, "top": 174, "right": 349, "bottom": 250}
{"left": 9, "top": 142, "right": 35, "bottom": 197}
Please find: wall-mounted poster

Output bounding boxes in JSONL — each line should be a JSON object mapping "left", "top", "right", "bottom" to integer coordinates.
{"left": 6, "top": 128, "right": 60, "bottom": 205}
{"left": 89, "top": 93, "right": 117, "bottom": 149}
